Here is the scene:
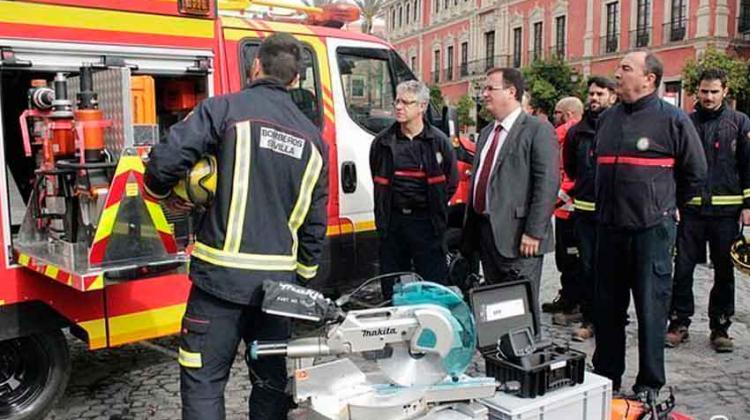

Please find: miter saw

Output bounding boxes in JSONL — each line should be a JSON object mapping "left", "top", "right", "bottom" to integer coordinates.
{"left": 251, "top": 278, "right": 497, "bottom": 419}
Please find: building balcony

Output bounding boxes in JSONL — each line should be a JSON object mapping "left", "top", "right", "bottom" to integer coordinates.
{"left": 458, "top": 56, "right": 511, "bottom": 78}
{"left": 629, "top": 27, "right": 652, "bottom": 48}
{"left": 737, "top": 16, "right": 750, "bottom": 41}
{"left": 662, "top": 20, "right": 687, "bottom": 43}
{"left": 460, "top": 62, "right": 468, "bottom": 77}
{"left": 528, "top": 48, "right": 543, "bottom": 62}
{"left": 599, "top": 34, "right": 619, "bottom": 54}
{"left": 443, "top": 67, "right": 455, "bottom": 81}
{"left": 548, "top": 44, "right": 566, "bottom": 59}
{"left": 431, "top": 70, "right": 440, "bottom": 84}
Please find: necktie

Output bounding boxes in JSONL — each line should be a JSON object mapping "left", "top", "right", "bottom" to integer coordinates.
{"left": 474, "top": 124, "right": 503, "bottom": 214}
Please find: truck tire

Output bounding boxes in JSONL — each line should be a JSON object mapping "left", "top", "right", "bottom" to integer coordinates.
{"left": 0, "top": 330, "right": 71, "bottom": 420}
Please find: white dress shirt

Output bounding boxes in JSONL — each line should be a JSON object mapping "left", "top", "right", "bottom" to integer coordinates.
{"left": 473, "top": 106, "right": 523, "bottom": 213}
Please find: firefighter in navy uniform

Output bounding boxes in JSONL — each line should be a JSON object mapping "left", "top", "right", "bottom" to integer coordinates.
{"left": 370, "top": 80, "right": 458, "bottom": 299}
{"left": 562, "top": 76, "right": 617, "bottom": 342}
{"left": 144, "top": 34, "right": 328, "bottom": 420}
{"left": 666, "top": 69, "right": 750, "bottom": 353}
{"left": 592, "top": 51, "right": 706, "bottom": 399}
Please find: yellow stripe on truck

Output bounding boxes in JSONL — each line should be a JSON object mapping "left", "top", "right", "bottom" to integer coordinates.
{"left": 0, "top": 1, "right": 214, "bottom": 38}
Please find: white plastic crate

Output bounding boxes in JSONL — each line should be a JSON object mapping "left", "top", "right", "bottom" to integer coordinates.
{"left": 480, "top": 372, "right": 612, "bottom": 420}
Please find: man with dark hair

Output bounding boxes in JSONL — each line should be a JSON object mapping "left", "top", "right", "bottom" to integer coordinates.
{"left": 144, "top": 33, "right": 329, "bottom": 420}
{"left": 370, "top": 80, "right": 458, "bottom": 297}
{"left": 666, "top": 68, "right": 750, "bottom": 352}
{"left": 562, "top": 76, "right": 617, "bottom": 341}
{"left": 462, "top": 68, "right": 559, "bottom": 331}
{"left": 592, "top": 51, "right": 706, "bottom": 399}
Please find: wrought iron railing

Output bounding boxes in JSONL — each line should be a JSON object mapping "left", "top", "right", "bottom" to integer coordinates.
{"left": 629, "top": 27, "right": 651, "bottom": 48}
{"left": 663, "top": 19, "right": 687, "bottom": 43}
{"left": 599, "top": 33, "right": 619, "bottom": 54}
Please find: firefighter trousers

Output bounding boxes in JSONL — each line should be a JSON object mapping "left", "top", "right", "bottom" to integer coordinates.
{"left": 670, "top": 214, "right": 738, "bottom": 331}
{"left": 379, "top": 210, "right": 448, "bottom": 298}
{"left": 179, "top": 284, "right": 292, "bottom": 420}
{"left": 554, "top": 216, "right": 581, "bottom": 305}
{"left": 574, "top": 212, "right": 597, "bottom": 323}
{"left": 592, "top": 218, "right": 676, "bottom": 392}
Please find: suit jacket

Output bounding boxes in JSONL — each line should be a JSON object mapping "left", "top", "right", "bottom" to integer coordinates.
{"left": 463, "top": 111, "right": 559, "bottom": 259}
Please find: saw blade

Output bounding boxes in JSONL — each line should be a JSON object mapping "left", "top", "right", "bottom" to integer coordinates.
{"left": 376, "top": 342, "right": 448, "bottom": 387}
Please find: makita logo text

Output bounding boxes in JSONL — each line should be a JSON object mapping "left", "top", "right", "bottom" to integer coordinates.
{"left": 362, "top": 327, "right": 397, "bottom": 337}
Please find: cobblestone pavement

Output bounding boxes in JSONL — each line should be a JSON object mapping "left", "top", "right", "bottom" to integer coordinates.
{"left": 47, "top": 259, "right": 750, "bottom": 419}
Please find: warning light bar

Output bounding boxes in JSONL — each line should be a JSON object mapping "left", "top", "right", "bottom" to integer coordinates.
{"left": 218, "top": 0, "right": 361, "bottom": 28}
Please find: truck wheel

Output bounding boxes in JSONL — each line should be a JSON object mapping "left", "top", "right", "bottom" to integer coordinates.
{"left": 0, "top": 330, "right": 71, "bottom": 420}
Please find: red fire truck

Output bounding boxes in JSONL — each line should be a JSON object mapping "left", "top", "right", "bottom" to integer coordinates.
{"left": 0, "top": 1, "right": 475, "bottom": 418}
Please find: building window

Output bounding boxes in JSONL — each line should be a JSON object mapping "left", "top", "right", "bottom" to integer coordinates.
{"left": 740, "top": 0, "right": 750, "bottom": 34}
{"left": 444, "top": 0, "right": 449, "bottom": 11}
{"left": 484, "top": 31, "right": 495, "bottom": 70}
{"left": 603, "top": 2, "right": 619, "bottom": 54}
{"left": 555, "top": 16, "right": 566, "bottom": 58}
{"left": 665, "top": 0, "right": 687, "bottom": 42}
{"left": 414, "top": 0, "right": 419, "bottom": 21}
{"left": 663, "top": 81, "right": 682, "bottom": 108}
{"left": 633, "top": 0, "right": 650, "bottom": 47}
{"left": 405, "top": 3, "right": 410, "bottom": 24}
{"left": 446, "top": 45, "right": 454, "bottom": 81}
{"left": 391, "top": 8, "right": 396, "bottom": 29}
{"left": 532, "top": 22, "right": 543, "bottom": 61}
{"left": 434, "top": 0, "right": 439, "bottom": 14}
{"left": 513, "top": 27, "right": 522, "bottom": 67}
{"left": 433, "top": 50, "right": 440, "bottom": 83}
{"left": 460, "top": 42, "right": 468, "bottom": 76}
{"left": 398, "top": 6, "right": 403, "bottom": 27}
{"left": 411, "top": 56, "right": 416, "bottom": 71}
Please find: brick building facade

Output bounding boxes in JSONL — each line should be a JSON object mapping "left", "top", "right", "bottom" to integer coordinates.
{"left": 385, "top": 0, "right": 750, "bottom": 120}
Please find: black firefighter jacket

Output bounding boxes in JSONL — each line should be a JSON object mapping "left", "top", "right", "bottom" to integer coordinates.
{"left": 683, "top": 104, "right": 750, "bottom": 217}
{"left": 563, "top": 109, "right": 600, "bottom": 215}
{"left": 145, "top": 79, "right": 329, "bottom": 305}
{"left": 370, "top": 121, "right": 458, "bottom": 237}
{"left": 594, "top": 92, "right": 707, "bottom": 229}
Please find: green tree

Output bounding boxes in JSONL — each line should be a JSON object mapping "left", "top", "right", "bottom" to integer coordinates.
{"left": 456, "top": 95, "right": 476, "bottom": 130}
{"left": 353, "top": 0, "right": 384, "bottom": 34}
{"left": 522, "top": 57, "right": 585, "bottom": 117}
{"left": 682, "top": 47, "right": 750, "bottom": 109}
{"left": 429, "top": 85, "right": 444, "bottom": 109}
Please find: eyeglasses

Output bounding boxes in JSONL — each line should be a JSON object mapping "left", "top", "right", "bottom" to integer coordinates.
{"left": 393, "top": 98, "right": 420, "bottom": 107}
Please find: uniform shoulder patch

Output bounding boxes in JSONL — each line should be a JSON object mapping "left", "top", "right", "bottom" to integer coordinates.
{"left": 259, "top": 127, "right": 305, "bottom": 159}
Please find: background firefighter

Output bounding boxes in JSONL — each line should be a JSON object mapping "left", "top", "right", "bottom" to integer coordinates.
{"left": 543, "top": 97, "right": 584, "bottom": 326}
{"left": 666, "top": 68, "right": 750, "bottom": 353}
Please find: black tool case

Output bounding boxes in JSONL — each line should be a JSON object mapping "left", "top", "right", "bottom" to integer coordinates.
{"left": 470, "top": 281, "right": 585, "bottom": 398}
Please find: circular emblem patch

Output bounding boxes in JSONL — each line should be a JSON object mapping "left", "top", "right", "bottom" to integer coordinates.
{"left": 636, "top": 137, "right": 650, "bottom": 151}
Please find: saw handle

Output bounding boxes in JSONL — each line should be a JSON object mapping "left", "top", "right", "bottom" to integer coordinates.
{"left": 250, "top": 337, "right": 332, "bottom": 360}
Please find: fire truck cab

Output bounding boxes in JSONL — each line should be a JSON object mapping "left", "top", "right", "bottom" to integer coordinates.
{"left": 0, "top": 0, "right": 471, "bottom": 418}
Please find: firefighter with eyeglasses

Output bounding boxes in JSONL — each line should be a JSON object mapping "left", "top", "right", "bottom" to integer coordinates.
{"left": 144, "top": 33, "right": 328, "bottom": 420}
{"left": 666, "top": 68, "right": 750, "bottom": 353}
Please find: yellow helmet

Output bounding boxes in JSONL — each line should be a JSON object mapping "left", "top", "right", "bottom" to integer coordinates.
{"left": 730, "top": 235, "right": 750, "bottom": 276}
{"left": 173, "top": 155, "right": 217, "bottom": 206}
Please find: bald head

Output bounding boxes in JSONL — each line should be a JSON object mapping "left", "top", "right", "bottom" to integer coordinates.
{"left": 553, "top": 96, "right": 584, "bottom": 126}
{"left": 615, "top": 50, "right": 663, "bottom": 103}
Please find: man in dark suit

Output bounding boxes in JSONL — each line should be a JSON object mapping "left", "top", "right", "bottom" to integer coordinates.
{"left": 463, "top": 68, "right": 559, "bottom": 324}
